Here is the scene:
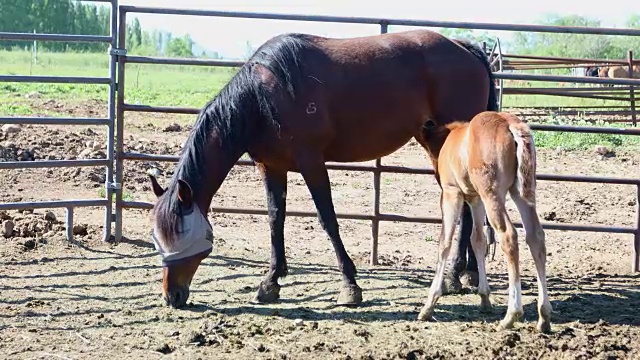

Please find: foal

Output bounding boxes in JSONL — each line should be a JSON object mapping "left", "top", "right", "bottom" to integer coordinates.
{"left": 417, "top": 111, "right": 552, "bottom": 333}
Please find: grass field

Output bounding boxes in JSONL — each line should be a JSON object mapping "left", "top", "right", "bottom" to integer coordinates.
{"left": 2, "top": 49, "right": 639, "bottom": 150}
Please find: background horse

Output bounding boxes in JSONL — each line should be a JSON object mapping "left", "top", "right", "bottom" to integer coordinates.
{"left": 584, "top": 66, "right": 600, "bottom": 78}
{"left": 598, "top": 65, "right": 640, "bottom": 87}
{"left": 148, "top": 29, "right": 498, "bottom": 309}
{"left": 418, "top": 111, "right": 551, "bottom": 333}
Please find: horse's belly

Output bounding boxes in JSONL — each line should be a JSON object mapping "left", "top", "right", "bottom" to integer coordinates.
{"left": 324, "top": 130, "right": 416, "bottom": 163}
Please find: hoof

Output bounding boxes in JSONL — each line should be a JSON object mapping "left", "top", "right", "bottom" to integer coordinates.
{"left": 337, "top": 284, "right": 363, "bottom": 306}
{"left": 497, "top": 312, "right": 523, "bottom": 331}
{"left": 537, "top": 320, "right": 552, "bottom": 334}
{"left": 417, "top": 307, "right": 435, "bottom": 322}
{"left": 479, "top": 296, "right": 493, "bottom": 312}
{"left": 252, "top": 281, "right": 281, "bottom": 304}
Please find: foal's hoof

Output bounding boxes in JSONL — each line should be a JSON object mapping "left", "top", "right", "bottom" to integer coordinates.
{"left": 337, "top": 284, "right": 363, "bottom": 306}
{"left": 537, "top": 319, "right": 552, "bottom": 334}
{"left": 252, "top": 282, "right": 281, "bottom": 304}
{"left": 479, "top": 296, "right": 493, "bottom": 312}
{"left": 417, "top": 307, "right": 435, "bottom": 322}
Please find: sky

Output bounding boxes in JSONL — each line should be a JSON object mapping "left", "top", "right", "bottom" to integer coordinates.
{"left": 117, "top": 0, "right": 638, "bottom": 59}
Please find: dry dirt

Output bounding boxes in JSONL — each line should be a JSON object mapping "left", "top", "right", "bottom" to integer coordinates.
{"left": 1, "top": 99, "right": 640, "bottom": 359}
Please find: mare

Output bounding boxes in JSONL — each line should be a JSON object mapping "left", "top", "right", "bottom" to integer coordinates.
{"left": 418, "top": 111, "right": 551, "bottom": 333}
{"left": 147, "top": 29, "right": 498, "bottom": 310}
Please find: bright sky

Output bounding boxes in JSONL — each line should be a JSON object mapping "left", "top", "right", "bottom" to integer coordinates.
{"left": 118, "top": 0, "right": 638, "bottom": 59}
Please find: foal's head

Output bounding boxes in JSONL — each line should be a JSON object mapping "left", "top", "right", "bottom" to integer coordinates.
{"left": 149, "top": 175, "right": 213, "bottom": 308}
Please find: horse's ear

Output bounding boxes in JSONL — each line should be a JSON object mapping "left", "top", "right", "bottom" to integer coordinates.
{"left": 149, "top": 175, "right": 166, "bottom": 197}
{"left": 176, "top": 179, "right": 193, "bottom": 207}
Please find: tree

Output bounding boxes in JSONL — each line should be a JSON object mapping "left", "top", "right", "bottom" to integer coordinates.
{"left": 165, "top": 35, "right": 194, "bottom": 57}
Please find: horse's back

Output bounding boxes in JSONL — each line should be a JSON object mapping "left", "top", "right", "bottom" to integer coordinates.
{"left": 465, "top": 112, "right": 519, "bottom": 192}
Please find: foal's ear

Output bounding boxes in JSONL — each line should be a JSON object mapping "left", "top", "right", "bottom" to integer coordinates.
{"left": 149, "top": 175, "right": 166, "bottom": 197}
{"left": 176, "top": 179, "right": 193, "bottom": 207}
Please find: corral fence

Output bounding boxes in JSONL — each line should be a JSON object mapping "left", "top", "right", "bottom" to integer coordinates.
{"left": 0, "top": 0, "right": 118, "bottom": 243}
{"left": 1, "top": 3, "right": 639, "bottom": 272}
{"left": 484, "top": 46, "right": 639, "bottom": 125}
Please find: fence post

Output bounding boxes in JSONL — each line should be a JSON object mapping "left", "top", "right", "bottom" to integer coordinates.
{"left": 32, "top": 29, "right": 37, "bottom": 65}
{"left": 634, "top": 184, "right": 640, "bottom": 272}
{"left": 102, "top": 0, "right": 119, "bottom": 242}
{"left": 369, "top": 21, "right": 390, "bottom": 266}
{"left": 628, "top": 50, "right": 637, "bottom": 127}
{"left": 114, "top": 8, "right": 128, "bottom": 242}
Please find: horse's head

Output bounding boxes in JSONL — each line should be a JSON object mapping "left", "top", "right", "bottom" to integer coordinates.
{"left": 148, "top": 175, "right": 213, "bottom": 308}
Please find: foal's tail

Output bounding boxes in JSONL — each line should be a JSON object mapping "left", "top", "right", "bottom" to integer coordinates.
{"left": 507, "top": 117, "right": 537, "bottom": 205}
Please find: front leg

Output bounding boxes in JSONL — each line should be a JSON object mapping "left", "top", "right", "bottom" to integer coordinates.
{"left": 295, "top": 152, "right": 362, "bottom": 306}
{"left": 253, "top": 164, "right": 288, "bottom": 304}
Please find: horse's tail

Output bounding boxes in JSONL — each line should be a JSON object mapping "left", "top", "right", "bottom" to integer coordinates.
{"left": 507, "top": 117, "right": 537, "bottom": 205}
{"left": 453, "top": 39, "right": 499, "bottom": 112}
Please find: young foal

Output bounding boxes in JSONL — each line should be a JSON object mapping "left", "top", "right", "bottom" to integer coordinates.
{"left": 417, "top": 111, "right": 552, "bottom": 333}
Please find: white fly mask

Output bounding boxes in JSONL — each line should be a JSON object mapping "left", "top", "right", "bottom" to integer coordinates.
{"left": 151, "top": 204, "right": 214, "bottom": 267}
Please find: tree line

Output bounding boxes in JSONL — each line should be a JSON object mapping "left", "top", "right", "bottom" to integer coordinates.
{"left": 0, "top": 0, "right": 198, "bottom": 57}
{"left": 441, "top": 14, "right": 640, "bottom": 65}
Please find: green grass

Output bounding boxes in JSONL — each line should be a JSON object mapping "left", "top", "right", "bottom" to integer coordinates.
{"left": 530, "top": 118, "right": 640, "bottom": 150}
{"left": 1, "top": 50, "right": 639, "bottom": 151}
{"left": 0, "top": 50, "right": 238, "bottom": 106}
{"left": 97, "top": 188, "right": 134, "bottom": 202}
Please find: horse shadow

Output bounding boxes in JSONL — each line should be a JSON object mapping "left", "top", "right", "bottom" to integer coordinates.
{"left": 177, "top": 267, "right": 640, "bottom": 328}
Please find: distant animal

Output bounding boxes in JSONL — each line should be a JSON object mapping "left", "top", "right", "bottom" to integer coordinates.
{"left": 598, "top": 65, "right": 640, "bottom": 87}
{"left": 584, "top": 66, "right": 600, "bottom": 77}
{"left": 146, "top": 29, "right": 499, "bottom": 309}
{"left": 417, "top": 111, "right": 551, "bottom": 333}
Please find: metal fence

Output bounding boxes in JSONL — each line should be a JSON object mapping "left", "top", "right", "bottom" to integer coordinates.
{"left": 1, "top": 4, "right": 639, "bottom": 272}
{"left": 487, "top": 51, "right": 639, "bottom": 125}
{"left": 0, "top": 0, "right": 119, "bottom": 242}
{"left": 112, "top": 5, "right": 640, "bottom": 272}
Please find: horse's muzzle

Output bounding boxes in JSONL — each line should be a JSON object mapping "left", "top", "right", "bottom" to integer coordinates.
{"left": 163, "top": 285, "right": 190, "bottom": 308}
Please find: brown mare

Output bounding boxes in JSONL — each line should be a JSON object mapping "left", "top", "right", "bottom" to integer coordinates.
{"left": 147, "top": 29, "right": 498, "bottom": 311}
{"left": 598, "top": 65, "right": 640, "bottom": 87}
{"left": 418, "top": 111, "right": 551, "bottom": 333}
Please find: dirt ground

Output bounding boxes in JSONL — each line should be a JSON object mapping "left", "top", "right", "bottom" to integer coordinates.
{"left": 1, "top": 99, "right": 640, "bottom": 359}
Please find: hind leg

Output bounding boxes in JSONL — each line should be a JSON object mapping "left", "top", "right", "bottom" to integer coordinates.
{"left": 418, "top": 189, "right": 464, "bottom": 321}
{"left": 483, "top": 194, "right": 523, "bottom": 330}
{"left": 468, "top": 199, "right": 492, "bottom": 310}
{"left": 510, "top": 188, "right": 552, "bottom": 333}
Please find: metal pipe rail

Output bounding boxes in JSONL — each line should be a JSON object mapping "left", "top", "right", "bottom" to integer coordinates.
{"left": 0, "top": 75, "right": 111, "bottom": 84}
{"left": 120, "top": 5, "right": 640, "bottom": 36}
{"left": 0, "top": 117, "right": 111, "bottom": 126}
{"left": 0, "top": 32, "right": 111, "bottom": 43}
{"left": 123, "top": 201, "right": 636, "bottom": 234}
{"left": 0, "top": 0, "right": 119, "bottom": 243}
{"left": 115, "top": 5, "right": 640, "bottom": 271}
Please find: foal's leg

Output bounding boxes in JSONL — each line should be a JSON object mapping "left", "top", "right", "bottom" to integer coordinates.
{"left": 468, "top": 199, "right": 492, "bottom": 309}
{"left": 295, "top": 153, "right": 362, "bottom": 306}
{"left": 510, "top": 189, "right": 552, "bottom": 333}
{"left": 483, "top": 196, "right": 523, "bottom": 330}
{"left": 418, "top": 189, "right": 463, "bottom": 321}
{"left": 253, "top": 165, "right": 288, "bottom": 303}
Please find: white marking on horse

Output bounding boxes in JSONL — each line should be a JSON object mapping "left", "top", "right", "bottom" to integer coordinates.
{"left": 306, "top": 102, "right": 317, "bottom": 115}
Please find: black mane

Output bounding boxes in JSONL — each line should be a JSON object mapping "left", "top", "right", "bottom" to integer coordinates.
{"left": 153, "top": 33, "right": 316, "bottom": 245}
